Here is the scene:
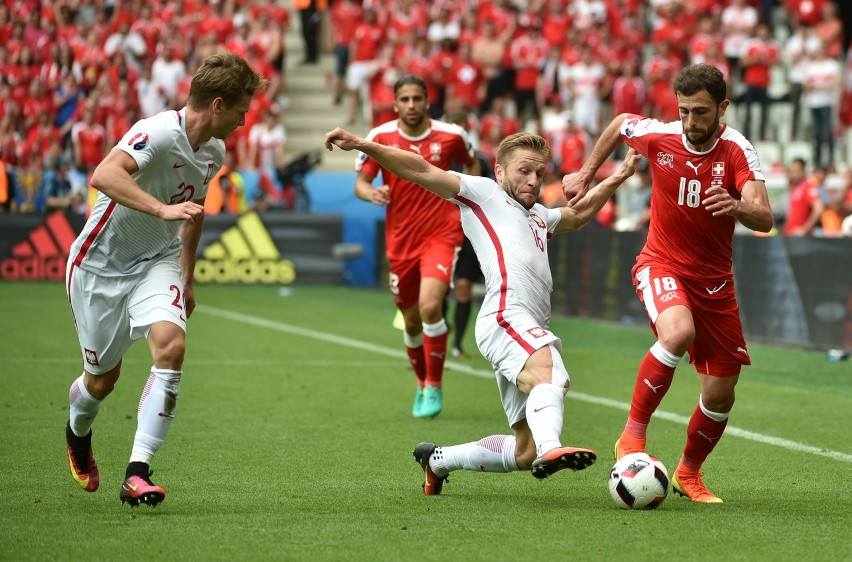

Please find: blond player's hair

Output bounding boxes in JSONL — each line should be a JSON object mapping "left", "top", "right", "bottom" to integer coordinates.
{"left": 496, "top": 133, "right": 550, "bottom": 168}
{"left": 187, "top": 52, "right": 268, "bottom": 110}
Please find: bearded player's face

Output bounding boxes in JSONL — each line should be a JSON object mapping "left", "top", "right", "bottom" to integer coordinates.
{"left": 394, "top": 84, "right": 429, "bottom": 129}
{"left": 677, "top": 90, "right": 729, "bottom": 151}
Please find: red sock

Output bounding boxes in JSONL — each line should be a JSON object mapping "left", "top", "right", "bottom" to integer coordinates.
{"left": 625, "top": 350, "right": 675, "bottom": 436}
{"left": 681, "top": 404, "right": 728, "bottom": 470}
{"left": 406, "top": 345, "right": 426, "bottom": 388}
{"left": 423, "top": 331, "right": 448, "bottom": 388}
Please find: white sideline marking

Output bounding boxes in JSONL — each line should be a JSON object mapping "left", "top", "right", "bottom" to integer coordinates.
{"left": 198, "top": 305, "right": 852, "bottom": 464}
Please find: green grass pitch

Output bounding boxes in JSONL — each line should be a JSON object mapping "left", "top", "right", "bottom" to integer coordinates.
{"left": 1, "top": 283, "right": 850, "bottom": 561}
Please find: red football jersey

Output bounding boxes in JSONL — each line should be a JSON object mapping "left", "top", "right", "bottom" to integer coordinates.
{"left": 357, "top": 119, "right": 475, "bottom": 260}
{"left": 621, "top": 116, "right": 765, "bottom": 281}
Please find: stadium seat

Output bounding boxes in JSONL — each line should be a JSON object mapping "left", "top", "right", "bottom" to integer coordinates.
{"left": 783, "top": 141, "right": 813, "bottom": 165}
{"left": 754, "top": 142, "right": 782, "bottom": 172}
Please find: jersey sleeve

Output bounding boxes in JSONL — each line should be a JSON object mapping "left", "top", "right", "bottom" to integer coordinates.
{"left": 451, "top": 172, "right": 497, "bottom": 206}
{"left": 115, "top": 115, "right": 171, "bottom": 171}
{"left": 542, "top": 206, "right": 562, "bottom": 233}
{"left": 734, "top": 140, "right": 765, "bottom": 190}
{"left": 620, "top": 114, "right": 654, "bottom": 155}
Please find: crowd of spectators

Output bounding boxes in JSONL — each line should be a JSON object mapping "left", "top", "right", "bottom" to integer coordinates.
{"left": 329, "top": 0, "right": 852, "bottom": 235}
{"left": 0, "top": 0, "right": 290, "bottom": 215}
{"left": 1, "top": 0, "right": 851, "bottom": 236}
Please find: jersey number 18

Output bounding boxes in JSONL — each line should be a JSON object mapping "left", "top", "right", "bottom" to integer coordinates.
{"left": 678, "top": 177, "right": 702, "bottom": 208}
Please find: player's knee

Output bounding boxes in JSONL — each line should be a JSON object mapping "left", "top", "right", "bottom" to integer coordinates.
{"left": 658, "top": 329, "right": 694, "bottom": 356}
{"left": 152, "top": 338, "right": 186, "bottom": 370}
{"left": 548, "top": 346, "right": 571, "bottom": 391}
{"left": 419, "top": 301, "right": 443, "bottom": 323}
{"left": 701, "top": 393, "right": 734, "bottom": 416}
{"left": 85, "top": 368, "right": 119, "bottom": 400}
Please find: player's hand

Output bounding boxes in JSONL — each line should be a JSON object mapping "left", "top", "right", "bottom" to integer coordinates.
{"left": 702, "top": 185, "right": 741, "bottom": 217}
{"left": 324, "top": 127, "right": 362, "bottom": 152}
{"left": 161, "top": 201, "right": 204, "bottom": 222}
{"left": 183, "top": 282, "right": 196, "bottom": 318}
{"left": 562, "top": 172, "right": 592, "bottom": 207}
{"left": 614, "top": 148, "right": 641, "bottom": 180}
{"left": 371, "top": 185, "right": 390, "bottom": 206}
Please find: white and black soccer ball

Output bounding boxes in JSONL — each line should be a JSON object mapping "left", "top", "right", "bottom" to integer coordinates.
{"left": 609, "top": 452, "right": 671, "bottom": 509}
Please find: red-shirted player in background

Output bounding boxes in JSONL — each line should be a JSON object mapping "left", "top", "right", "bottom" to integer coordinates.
{"left": 354, "top": 75, "right": 479, "bottom": 418}
{"left": 563, "top": 64, "right": 774, "bottom": 503}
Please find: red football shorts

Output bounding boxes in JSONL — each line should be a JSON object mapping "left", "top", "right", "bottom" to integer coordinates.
{"left": 633, "top": 262, "right": 750, "bottom": 377}
{"left": 388, "top": 238, "right": 458, "bottom": 310}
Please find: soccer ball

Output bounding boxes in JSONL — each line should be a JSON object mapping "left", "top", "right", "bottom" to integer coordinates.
{"left": 608, "top": 452, "right": 671, "bottom": 509}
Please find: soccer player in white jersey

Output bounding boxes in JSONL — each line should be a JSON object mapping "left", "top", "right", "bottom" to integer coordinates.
{"left": 64, "top": 53, "right": 267, "bottom": 507}
{"left": 325, "top": 127, "right": 640, "bottom": 494}
{"left": 563, "top": 63, "right": 774, "bottom": 503}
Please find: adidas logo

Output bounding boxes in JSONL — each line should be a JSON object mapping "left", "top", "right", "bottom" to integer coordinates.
{"left": 195, "top": 212, "right": 296, "bottom": 284}
{"left": 1, "top": 212, "right": 76, "bottom": 281}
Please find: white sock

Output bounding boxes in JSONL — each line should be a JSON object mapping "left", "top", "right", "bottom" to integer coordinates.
{"left": 432, "top": 435, "right": 518, "bottom": 476}
{"left": 422, "top": 319, "right": 448, "bottom": 337}
{"left": 69, "top": 374, "right": 101, "bottom": 437}
{"left": 526, "top": 383, "right": 565, "bottom": 457}
{"left": 130, "top": 367, "right": 181, "bottom": 465}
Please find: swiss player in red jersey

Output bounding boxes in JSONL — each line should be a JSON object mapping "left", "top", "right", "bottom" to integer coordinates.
{"left": 355, "top": 75, "right": 478, "bottom": 418}
{"left": 564, "top": 64, "right": 774, "bottom": 503}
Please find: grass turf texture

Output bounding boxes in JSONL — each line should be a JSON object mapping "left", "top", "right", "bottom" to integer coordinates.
{"left": 1, "top": 283, "right": 850, "bottom": 561}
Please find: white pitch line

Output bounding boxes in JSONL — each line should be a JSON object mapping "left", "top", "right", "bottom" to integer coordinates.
{"left": 198, "top": 305, "right": 852, "bottom": 464}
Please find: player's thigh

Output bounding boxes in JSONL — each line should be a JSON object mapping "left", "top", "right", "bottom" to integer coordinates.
{"left": 476, "top": 310, "right": 561, "bottom": 424}
{"left": 634, "top": 263, "right": 693, "bottom": 326}
{"left": 127, "top": 258, "right": 187, "bottom": 341}
{"left": 389, "top": 257, "right": 420, "bottom": 310}
{"left": 689, "top": 290, "right": 749, "bottom": 376}
{"left": 67, "top": 265, "right": 134, "bottom": 374}
{"left": 420, "top": 238, "right": 458, "bottom": 285}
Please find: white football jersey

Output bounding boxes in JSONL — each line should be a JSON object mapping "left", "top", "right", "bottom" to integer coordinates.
{"left": 69, "top": 108, "right": 224, "bottom": 276}
{"left": 449, "top": 173, "right": 561, "bottom": 326}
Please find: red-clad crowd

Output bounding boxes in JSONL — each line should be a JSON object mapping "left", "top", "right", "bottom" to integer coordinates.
{"left": 2, "top": 0, "right": 851, "bottom": 233}
{"left": 329, "top": 0, "right": 850, "bottom": 180}
{"left": 0, "top": 0, "right": 289, "bottom": 214}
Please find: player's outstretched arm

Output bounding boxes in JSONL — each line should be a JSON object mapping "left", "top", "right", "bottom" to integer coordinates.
{"left": 563, "top": 113, "right": 631, "bottom": 206}
{"left": 325, "top": 127, "right": 461, "bottom": 199}
{"left": 555, "top": 148, "right": 641, "bottom": 234}
{"left": 91, "top": 149, "right": 204, "bottom": 222}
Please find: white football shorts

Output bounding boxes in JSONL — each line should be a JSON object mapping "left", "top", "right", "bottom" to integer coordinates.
{"left": 475, "top": 309, "right": 562, "bottom": 426}
{"left": 66, "top": 256, "right": 187, "bottom": 374}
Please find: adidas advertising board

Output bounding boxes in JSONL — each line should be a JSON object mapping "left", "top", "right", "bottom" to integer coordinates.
{"left": 0, "top": 212, "right": 82, "bottom": 281}
{"left": 0, "top": 211, "right": 344, "bottom": 285}
{"left": 195, "top": 212, "right": 296, "bottom": 284}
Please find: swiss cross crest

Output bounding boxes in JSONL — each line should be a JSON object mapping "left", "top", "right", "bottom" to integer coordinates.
{"left": 712, "top": 162, "right": 725, "bottom": 176}
{"left": 430, "top": 142, "right": 442, "bottom": 154}
{"left": 84, "top": 348, "right": 100, "bottom": 366}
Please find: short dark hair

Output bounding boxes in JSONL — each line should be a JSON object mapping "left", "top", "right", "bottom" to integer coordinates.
{"left": 393, "top": 75, "right": 428, "bottom": 97}
{"left": 673, "top": 64, "right": 727, "bottom": 106}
